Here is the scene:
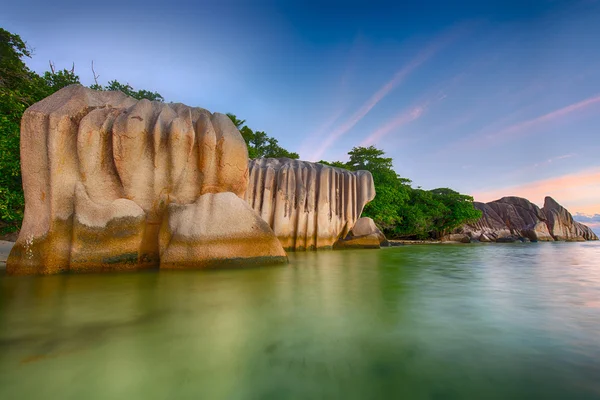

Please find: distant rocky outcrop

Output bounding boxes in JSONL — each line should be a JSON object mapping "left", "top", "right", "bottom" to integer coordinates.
{"left": 8, "top": 85, "right": 286, "bottom": 275}
{"left": 543, "top": 197, "right": 598, "bottom": 241}
{"left": 245, "top": 158, "right": 376, "bottom": 250}
{"left": 454, "top": 196, "right": 598, "bottom": 243}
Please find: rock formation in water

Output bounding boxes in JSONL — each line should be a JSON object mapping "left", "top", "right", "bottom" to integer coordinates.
{"left": 334, "top": 217, "right": 389, "bottom": 249}
{"left": 7, "top": 85, "right": 286, "bottom": 275}
{"left": 543, "top": 197, "right": 598, "bottom": 241}
{"left": 245, "top": 158, "right": 376, "bottom": 250}
{"left": 454, "top": 196, "right": 598, "bottom": 242}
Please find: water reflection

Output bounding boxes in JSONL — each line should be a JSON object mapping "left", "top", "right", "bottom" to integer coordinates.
{"left": 1, "top": 243, "right": 600, "bottom": 399}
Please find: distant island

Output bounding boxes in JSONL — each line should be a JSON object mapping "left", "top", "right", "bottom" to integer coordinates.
{"left": 445, "top": 196, "right": 598, "bottom": 243}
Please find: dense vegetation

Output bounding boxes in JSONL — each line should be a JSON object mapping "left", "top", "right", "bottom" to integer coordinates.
{"left": 1, "top": 27, "right": 480, "bottom": 239}
{"left": 320, "top": 146, "right": 482, "bottom": 239}
{"left": 226, "top": 114, "right": 299, "bottom": 159}
{"left": 1, "top": 28, "right": 79, "bottom": 232}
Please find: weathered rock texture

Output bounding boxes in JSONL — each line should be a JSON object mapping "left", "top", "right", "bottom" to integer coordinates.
{"left": 7, "top": 85, "right": 286, "bottom": 275}
{"left": 459, "top": 196, "right": 598, "bottom": 242}
{"left": 245, "top": 158, "right": 376, "bottom": 250}
{"left": 543, "top": 197, "right": 598, "bottom": 241}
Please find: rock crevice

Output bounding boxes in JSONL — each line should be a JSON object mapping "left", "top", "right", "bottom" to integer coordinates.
{"left": 245, "top": 158, "right": 376, "bottom": 250}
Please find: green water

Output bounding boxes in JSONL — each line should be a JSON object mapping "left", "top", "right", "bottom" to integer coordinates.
{"left": 1, "top": 242, "right": 600, "bottom": 399}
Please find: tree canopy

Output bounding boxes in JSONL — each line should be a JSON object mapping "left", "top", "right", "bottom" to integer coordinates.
{"left": 320, "top": 146, "right": 482, "bottom": 239}
{"left": 91, "top": 80, "right": 164, "bottom": 102}
{"left": 226, "top": 113, "right": 299, "bottom": 159}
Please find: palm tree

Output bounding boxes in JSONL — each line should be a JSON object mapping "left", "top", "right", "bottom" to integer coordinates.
{"left": 226, "top": 113, "right": 246, "bottom": 130}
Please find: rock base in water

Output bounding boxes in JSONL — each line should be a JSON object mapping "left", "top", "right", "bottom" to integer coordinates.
{"left": 453, "top": 196, "right": 598, "bottom": 243}
{"left": 159, "top": 193, "right": 287, "bottom": 269}
{"left": 7, "top": 85, "right": 286, "bottom": 275}
{"left": 334, "top": 234, "right": 381, "bottom": 249}
{"left": 333, "top": 217, "right": 389, "bottom": 249}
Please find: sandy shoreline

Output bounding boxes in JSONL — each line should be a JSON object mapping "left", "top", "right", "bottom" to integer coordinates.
{"left": 388, "top": 240, "right": 442, "bottom": 245}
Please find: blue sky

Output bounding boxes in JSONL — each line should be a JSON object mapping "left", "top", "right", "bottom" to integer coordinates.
{"left": 2, "top": 0, "right": 599, "bottom": 226}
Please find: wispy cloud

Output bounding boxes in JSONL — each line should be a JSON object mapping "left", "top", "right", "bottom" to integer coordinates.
{"left": 532, "top": 153, "right": 576, "bottom": 168}
{"left": 358, "top": 69, "right": 470, "bottom": 147}
{"left": 472, "top": 95, "right": 600, "bottom": 150}
{"left": 298, "top": 34, "right": 364, "bottom": 159}
{"left": 359, "top": 105, "right": 426, "bottom": 146}
{"left": 298, "top": 106, "right": 346, "bottom": 158}
{"left": 471, "top": 166, "right": 600, "bottom": 214}
{"left": 489, "top": 95, "right": 600, "bottom": 140}
{"left": 436, "top": 94, "right": 600, "bottom": 159}
{"left": 307, "top": 24, "right": 471, "bottom": 161}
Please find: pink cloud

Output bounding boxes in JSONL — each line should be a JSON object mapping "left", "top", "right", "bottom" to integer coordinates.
{"left": 359, "top": 105, "right": 426, "bottom": 146}
{"left": 491, "top": 95, "right": 600, "bottom": 139}
{"left": 471, "top": 167, "right": 600, "bottom": 214}
{"left": 307, "top": 24, "right": 470, "bottom": 161}
{"left": 298, "top": 106, "right": 346, "bottom": 159}
{"left": 530, "top": 153, "right": 576, "bottom": 168}
{"left": 358, "top": 75, "right": 463, "bottom": 147}
{"left": 473, "top": 94, "right": 600, "bottom": 150}
{"left": 437, "top": 94, "right": 600, "bottom": 159}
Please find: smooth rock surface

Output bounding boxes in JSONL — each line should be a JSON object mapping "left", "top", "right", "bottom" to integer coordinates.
{"left": 245, "top": 158, "right": 376, "bottom": 250}
{"left": 342, "top": 217, "right": 389, "bottom": 247}
{"left": 460, "top": 196, "right": 598, "bottom": 242}
{"left": 159, "top": 193, "right": 287, "bottom": 269}
{"left": 8, "top": 85, "right": 285, "bottom": 275}
{"left": 351, "top": 217, "right": 378, "bottom": 237}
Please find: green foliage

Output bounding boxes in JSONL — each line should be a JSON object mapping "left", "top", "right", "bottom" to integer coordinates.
{"left": 428, "top": 188, "right": 482, "bottom": 236}
{"left": 93, "top": 80, "right": 164, "bottom": 102}
{"left": 318, "top": 160, "right": 349, "bottom": 169}
{"left": 0, "top": 29, "right": 36, "bottom": 232}
{"left": 0, "top": 91, "right": 25, "bottom": 230}
{"left": 322, "top": 146, "right": 482, "bottom": 239}
{"left": 226, "top": 114, "right": 299, "bottom": 159}
{"left": 42, "top": 68, "right": 80, "bottom": 93}
{"left": 347, "top": 146, "right": 393, "bottom": 171}
{"left": 226, "top": 113, "right": 245, "bottom": 130}
{"left": 0, "top": 28, "right": 31, "bottom": 91}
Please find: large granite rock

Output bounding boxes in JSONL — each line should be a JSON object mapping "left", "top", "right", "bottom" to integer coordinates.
{"left": 159, "top": 193, "right": 287, "bottom": 269}
{"left": 543, "top": 197, "right": 598, "bottom": 241}
{"left": 7, "top": 85, "right": 286, "bottom": 275}
{"left": 245, "top": 158, "right": 376, "bottom": 250}
{"left": 460, "top": 196, "right": 598, "bottom": 242}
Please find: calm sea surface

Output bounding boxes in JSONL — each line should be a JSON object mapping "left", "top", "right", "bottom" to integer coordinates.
{"left": 1, "top": 242, "right": 600, "bottom": 399}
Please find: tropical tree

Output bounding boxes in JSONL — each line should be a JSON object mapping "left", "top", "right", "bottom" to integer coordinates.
{"left": 226, "top": 114, "right": 299, "bottom": 159}
{"left": 320, "top": 146, "right": 481, "bottom": 239}
{"left": 91, "top": 79, "right": 164, "bottom": 102}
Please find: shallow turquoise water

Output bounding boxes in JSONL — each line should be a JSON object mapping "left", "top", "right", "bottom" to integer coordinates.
{"left": 1, "top": 242, "right": 600, "bottom": 399}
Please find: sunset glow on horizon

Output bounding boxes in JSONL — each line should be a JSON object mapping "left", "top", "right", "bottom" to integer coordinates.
{"left": 472, "top": 167, "right": 600, "bottom": 216}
